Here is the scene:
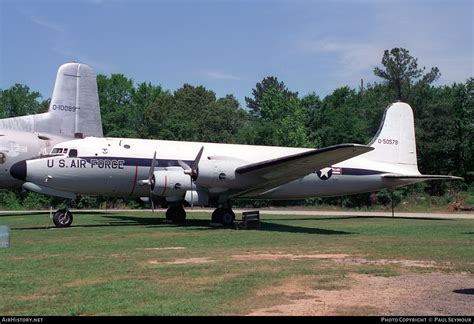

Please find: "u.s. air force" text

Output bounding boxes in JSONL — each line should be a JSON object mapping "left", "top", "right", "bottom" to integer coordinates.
{"left": 47, "top": 159, "right": 125, "bottom": 169}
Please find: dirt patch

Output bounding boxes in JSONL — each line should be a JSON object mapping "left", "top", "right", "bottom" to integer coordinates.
{"left": 17, "top": 291, "right": 56, "bottom": 301}
{"left": 148, "top": 257, "right": 214, "bottom": 265}
{"left": 141, "top": 247, "right": 186, "bottom": 251}
{"left": 247, "top": 272, "right": 474, "bottom": 316}
{"left": 336, "top": 258, "right": 442, "bottom": 268}
{"left": 231, "top": 252, "right": 448, "bottom": 269}
{"left": 231, "top": 253, "right": 350, "bottom": 261}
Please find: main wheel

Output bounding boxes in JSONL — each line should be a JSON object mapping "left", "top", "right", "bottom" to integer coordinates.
{"left": 212, "top": 208, "right": 235, "bottom": 225}
{"left": 166, "top": 206, "right": 187, "bottom": 223}
{"left": 173, "top": 206, "right": 186, "bottom": 223}
{"left": 53, "top": 208, "right": 73, "bottom": 228}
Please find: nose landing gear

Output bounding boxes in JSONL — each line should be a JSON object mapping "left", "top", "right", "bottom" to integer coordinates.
{"left": 52, "top": 200, "right": 74, "bottom": 228}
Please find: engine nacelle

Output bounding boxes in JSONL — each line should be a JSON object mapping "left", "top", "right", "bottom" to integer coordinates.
{"left": 194, "top": 158, "right": 256, "bottom": 189}
{"left": 151, "top": 169, "right": 192, "bottom": 197}
{"left": 185, "top": 190, "right": 209, "bottom": 206}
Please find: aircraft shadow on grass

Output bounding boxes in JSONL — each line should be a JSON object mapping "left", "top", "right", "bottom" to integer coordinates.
{"left": 264, "top": 216, "right": 453, "bottom": 221}
{"left": 0, "top": 211, "right": 113, "bottom": 217}
{"left": 453, "top": 288, "right": 474, "bottom": 295}
{"left": 11, "top": 214, "right": 355, "bottom": 235}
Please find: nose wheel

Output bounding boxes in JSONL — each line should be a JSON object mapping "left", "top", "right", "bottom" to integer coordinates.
{"left": 53, "top": 208, "right": 73, "bottom": 227}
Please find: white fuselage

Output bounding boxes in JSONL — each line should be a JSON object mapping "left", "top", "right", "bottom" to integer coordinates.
{"left": 22, "top": 137, "right": 420, "bottom": 200}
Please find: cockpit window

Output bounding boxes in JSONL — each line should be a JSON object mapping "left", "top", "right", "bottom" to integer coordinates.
{"left": 63, "top": 148, "right": 68, "bottom": 154}
{"left": 52, "top": 148, "right": 62, "bottom": 154}
{"left": 68, "top": 149, "right": 78, "bottom": 157}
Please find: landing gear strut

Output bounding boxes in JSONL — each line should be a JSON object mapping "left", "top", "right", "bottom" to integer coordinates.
{"left": 165, "top": 205, "right": 186, "bottom": 223}
{"left": 212, "top": 208, "right": 235, "bottom": 226}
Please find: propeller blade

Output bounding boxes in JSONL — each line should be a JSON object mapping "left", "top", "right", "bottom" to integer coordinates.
{"left": 138, "top": 151, "right": 158, "bottom": 186}
{"left": 150, "top": 193, "right": 155, "bottom": 213}
{"left": 191, "top": 146, "right": 204, "bottom": 175}
{"left": 148, "top": 151, "right": 157, "bottom": 181}
{"left": 190, "top": 178, "right": 194, "bottom": 209}
{"left": 178, "top": 160, "right": 192, "bottom": 174}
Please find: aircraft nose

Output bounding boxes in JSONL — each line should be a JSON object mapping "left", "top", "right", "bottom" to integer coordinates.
{"left": 10, "top": 160, "right": 26, "bottom": 181}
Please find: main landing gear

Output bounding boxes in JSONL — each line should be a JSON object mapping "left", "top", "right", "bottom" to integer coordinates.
{"left": 211, "top": 208, "right": 235, "bottom": 226}
{"left": 165, "top": 205, "right": 186, "bottom": 223}
{"left": 164, "top": 205, "right": 236, "bottom": 226}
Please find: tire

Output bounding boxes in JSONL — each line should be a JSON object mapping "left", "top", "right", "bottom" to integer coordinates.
{"left": 166, "top": 207, "right": 175, "bottom": 221}
{"left": 212, "top": 208, "right": 235, "bottom": 225}
{"left": 53, "top": 209, "right": 73, "bottom": 228}
{"left": 174, "top": 206, "right": 186, "bottom": 223}
{"left": 211, "top": 208, "right": 221, "bottom": 223}
{"left": 166, "top": 206, "right": 186, "bottom": 223}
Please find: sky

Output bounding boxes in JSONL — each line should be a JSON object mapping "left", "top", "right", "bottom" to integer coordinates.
{"left": 1, "top": 0, "right": 473, "bottom": 107}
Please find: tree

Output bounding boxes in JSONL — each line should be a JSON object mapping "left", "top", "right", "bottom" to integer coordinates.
{"left": 245, "top": 76, "right": 298, "bottom": 116}
{"left": 144, "top": 84, "right": 248, "bottom": 143}
{"left": 417, "top": 79, "right": 474, "bottom": 188}
{"left": 373, "top": 48, "right": 440, "bottom": 102}
{"left": 0, "top": 84, "right": 42, "bottom": 118}
{"left": 310, "top": 87, "right": 370, "bottom": 147}
{"left": 240, "top": 87, "right": 311, "bottom": 147}
{"left": 97, "top": 74, "right": 135, "bottom": 136}
{"left": 130, "top": 82, "right": 166, "bottom": 136}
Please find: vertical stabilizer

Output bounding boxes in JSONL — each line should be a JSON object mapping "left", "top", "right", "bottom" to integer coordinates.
{"left": 363, "top": 102, "right": 419, "bottom": 172}
{"left": 43, "top": 62, "right": 103, "bottom": 137}
{"left": 0, "top": 63, "right": 103, "bottom": 138}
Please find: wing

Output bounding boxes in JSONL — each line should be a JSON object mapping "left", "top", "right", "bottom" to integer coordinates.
{"left": 233, "top": 144, "right": 373, "bottom": 198}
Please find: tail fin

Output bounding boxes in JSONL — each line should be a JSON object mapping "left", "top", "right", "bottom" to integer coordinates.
{"left": 363, "top": 102, "right": 419, "bottom": 173}
{"left": 43, "top": 62, "right": 103, "bottom": 137}
{"left": 0, "top": 62, "right": 103, "bottom": 138}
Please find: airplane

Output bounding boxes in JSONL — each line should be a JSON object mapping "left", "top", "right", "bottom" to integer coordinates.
{"left": 9, "top": 101, "right": 462, "bottom": 227}
{"left": 0, "top": 62, "right": 103, "bottom": 189}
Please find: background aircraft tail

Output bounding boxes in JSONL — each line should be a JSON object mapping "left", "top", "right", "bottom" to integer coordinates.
{"left": 0, "top": 62, "right": 103, "bottom": 138}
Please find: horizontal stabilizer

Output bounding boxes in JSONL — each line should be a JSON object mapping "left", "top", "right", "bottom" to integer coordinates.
{"left": 233, "top": 144, "right": 373, "bottom": 198}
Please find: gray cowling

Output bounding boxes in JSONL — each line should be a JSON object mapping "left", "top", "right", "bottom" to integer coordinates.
{"left": 151, "top": 169, "right": 192, "bottom": 197}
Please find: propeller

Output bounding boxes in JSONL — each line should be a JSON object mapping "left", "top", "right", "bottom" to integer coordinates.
{"left": 138, "top": 151, "right": 157, "bottom": 212}
{"left": 178, "top": 146, "right": 204, "bottom": 208}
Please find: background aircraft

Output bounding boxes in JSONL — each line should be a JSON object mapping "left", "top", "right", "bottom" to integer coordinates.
{"left": 0, "top": 62, "right": 103, "bottom": 189}
{"left": 10, "top": 102, "right": 461, "bottom": 227}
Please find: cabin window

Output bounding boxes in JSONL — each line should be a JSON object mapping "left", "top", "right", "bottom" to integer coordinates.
{"left": 52, "top": 148, "right": 62, "bottom": 154}
{"left": 68, "top": 149, "right": 78, "bottom": 157}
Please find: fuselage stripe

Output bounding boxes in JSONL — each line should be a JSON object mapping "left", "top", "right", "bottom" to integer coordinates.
{"left": 341, "top": 168, "right": 385, "bottom": 176}
{"left": 58, "top": 155, "right": 386, "bottom": 177}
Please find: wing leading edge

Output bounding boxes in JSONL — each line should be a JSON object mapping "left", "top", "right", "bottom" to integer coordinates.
{"left": 233, "top": 144, "right": 373, "bottom": 198}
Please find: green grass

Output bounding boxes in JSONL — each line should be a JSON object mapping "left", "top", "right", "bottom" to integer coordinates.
{"left": 0, "top": 211, "right": 472, "bottom": 315}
